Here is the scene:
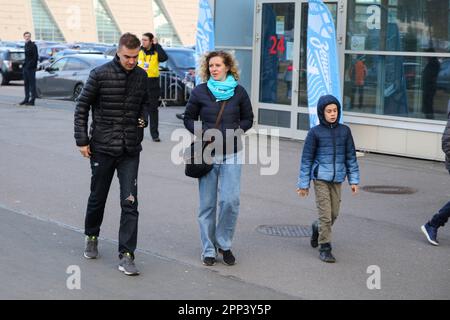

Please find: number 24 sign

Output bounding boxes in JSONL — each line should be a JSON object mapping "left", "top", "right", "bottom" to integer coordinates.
{"left": 269, "top": 35, "right": 285, "bottom": 55}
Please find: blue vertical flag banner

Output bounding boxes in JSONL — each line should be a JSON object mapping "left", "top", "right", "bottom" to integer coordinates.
{"left": 195, "top": 0, "right": 215, "bottom": 85}
{"left": 307, "top": 0, "right": 342, "bottom": 127}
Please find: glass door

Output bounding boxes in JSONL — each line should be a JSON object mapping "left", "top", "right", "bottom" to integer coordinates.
{"left": 253, "top": 0, "right": 343, "bottom": 139}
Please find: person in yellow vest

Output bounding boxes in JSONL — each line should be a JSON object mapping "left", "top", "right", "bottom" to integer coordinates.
{"left": 138, "top": 32, "right": 168, "bottom": 142}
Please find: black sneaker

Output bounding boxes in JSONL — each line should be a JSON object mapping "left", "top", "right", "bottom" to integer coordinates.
{"left": 25, "top": 101, "right": 35, "bottom": 106}
{"left": 310, "top": 220, "right": 319, "bottom": 248}
{"left": 319, "top": 243, "right": 336, "bottom": 263}
{"left": 18, "top": 100, "right": 28, "bottom": 105}
{"left": 152, "top": 137, "right": 161, "bottom": 142}
{"left": 202, "top": 257, "right": 216, "bottom": 266}
{"left": 118, "top": 252, "right": 140, "bottom": 276}
{"left": 83, "top": 235, "right": 98, "bottom": 259}
{"left": 176, "top": 113, "right": 185, "bottom": 120}
{"left": 218, "top": 248, "right": 236, "bottom": 265}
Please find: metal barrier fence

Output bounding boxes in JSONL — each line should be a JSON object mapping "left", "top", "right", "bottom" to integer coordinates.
{"left": 159, "top": 70, "right": 194, "bottom": 107}
{"left": 159, "top": 71, "right": 178, "bottom": 107}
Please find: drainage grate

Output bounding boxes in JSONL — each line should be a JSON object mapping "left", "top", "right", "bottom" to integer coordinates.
{"left": 256, "top": 225, "right": 312, "bottom": 238}
{"left": 361, "top": 185, "right": 417, "bottom": 195}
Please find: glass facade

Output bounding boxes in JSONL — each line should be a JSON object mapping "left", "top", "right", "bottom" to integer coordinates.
{"left": 94, "top": 0, "right": 121, "bottom": 44}
{"left": 31, "top": 0, "right": 65, "bottom": 42}
{"left": 259, "top": 3, "right": 295, "bottom": 106}
{"left": 344, "top": 0, "right": 450, "bottom": 120}
{"left": 153, "top": 0, "right": 182, "bottom": 46}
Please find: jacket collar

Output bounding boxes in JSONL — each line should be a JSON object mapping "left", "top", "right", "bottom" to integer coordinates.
{"left": 140, "top": 45, "right": 155, "bottom": 55}
{"left": 113, "top": 54, "right": 136, "bottom": 74}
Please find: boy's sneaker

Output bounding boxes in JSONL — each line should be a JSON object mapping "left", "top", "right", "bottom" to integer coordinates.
{"left": 83, "top": 236, "right": 98, "bottom": 259}
{"left": 319, "top": 243, "right": 336, "bottom": 263}
{"left": 218, "top": 248, "right": 236, "bottom": 266}
{"left": 118, "top": 252, "right": 140, "bottom": 276}
{"left": 421, "top": 223, "right": 439, "bottom": 246}
{"left": 310, "top": 220, "right": 319, "bottom": 248}
{"left": 202, "top": 257, "right": 216, "bottom": 266}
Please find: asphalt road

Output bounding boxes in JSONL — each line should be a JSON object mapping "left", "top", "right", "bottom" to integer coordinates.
{"left": 0, "top": 82, "right": 449, "bottom": 300}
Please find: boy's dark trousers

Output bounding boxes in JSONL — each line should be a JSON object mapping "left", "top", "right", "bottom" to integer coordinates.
{"left": 84, "top": 152, "right": 140, "bottom": 256}
{"left": 313, "top": 180, "right": 342, "bottom": 244}
{"left": 23, "top": 67, "right": 36, "bottom": 103}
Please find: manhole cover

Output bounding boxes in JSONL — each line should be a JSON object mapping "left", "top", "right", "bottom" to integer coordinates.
{"left": 361, "top": 185, "right": 417, "bottom": 195}
{"left": 256, "top": 225, "right": 312, "bottom": 238}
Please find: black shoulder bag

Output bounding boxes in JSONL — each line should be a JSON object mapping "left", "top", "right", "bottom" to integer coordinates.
{"left": 184, "top": 101, "right": 227, "bottom": 178}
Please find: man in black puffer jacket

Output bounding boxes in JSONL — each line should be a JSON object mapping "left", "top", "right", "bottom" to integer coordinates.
{"left": 74, "top": 33, "right": 148, "bottom": 276}
{"left": 421, "top": 112, "right": 450, "bottom": 246}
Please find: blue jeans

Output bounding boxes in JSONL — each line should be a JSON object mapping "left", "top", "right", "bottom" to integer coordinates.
{"left": 198, "top": 152, "right": 242, "bottom": 258}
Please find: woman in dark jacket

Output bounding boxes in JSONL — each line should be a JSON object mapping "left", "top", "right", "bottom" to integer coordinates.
{"left": 183, "top": 51, "right": 254, "bottom": 266}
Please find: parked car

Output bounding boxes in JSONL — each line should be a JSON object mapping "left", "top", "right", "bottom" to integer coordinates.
{"left": 36, "top": 54, "right": 112, "bottom": 100}
{"left": 0, "top": 47, "right": 25, "bottom": 85}
{"left": 37, "top": 44, "right": 68, "bottom": 63}
{"left": 159, "top": 46, "right": 196, "bottom": 106}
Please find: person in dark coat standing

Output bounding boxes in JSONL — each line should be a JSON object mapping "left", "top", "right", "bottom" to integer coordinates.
{"left": 421, "top": 112, "right": 450, "bottom": 246}
{"left": 183, "top": 51, "right": 254, "bottom": 267}
{"left": 137, "top": 32, "right": 168, "bottom": 142}
{"left": 19, "top": 31, "right": 38, "bottom": 106}
{"left": 74, "top": 32, "right": 149, "bottom": 276}
{"left": 297, "top": 95, "right": 360, "bottom": 263}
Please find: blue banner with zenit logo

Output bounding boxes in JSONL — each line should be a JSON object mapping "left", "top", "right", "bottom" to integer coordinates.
{"left": 307, "top": 0, "right": 342, "bottom": 128}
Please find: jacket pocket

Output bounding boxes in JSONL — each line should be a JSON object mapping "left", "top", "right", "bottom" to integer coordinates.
{"left": 92, "top": 125, "right": 114, "bottom": 144}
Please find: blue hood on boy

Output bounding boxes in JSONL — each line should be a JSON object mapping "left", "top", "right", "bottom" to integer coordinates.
{"left": 317, "top": 94, "right": 341, "bottom": 127}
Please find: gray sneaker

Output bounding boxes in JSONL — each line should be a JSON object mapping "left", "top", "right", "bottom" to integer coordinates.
{"left": 118, "top": 252, "right": 140, "bottom": 276}
{"left": 84, "top": 236, "right": 98, "bottom": 259}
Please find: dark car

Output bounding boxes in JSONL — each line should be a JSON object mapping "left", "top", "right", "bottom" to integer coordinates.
{"left": 0, "top": 47, "right": 25, "bottom": 85}
{"left": 36, "top": 54, "right": 112, "bottom": 100}
{"left": 159, "top": 47, "right": 196, "bottom": 106}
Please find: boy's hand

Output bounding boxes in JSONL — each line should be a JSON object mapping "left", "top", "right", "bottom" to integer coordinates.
{"left": 297, "top": 188, "right": 309, "bottom": 197}
{"left": 351, "top": 184, "right": 359, "bottom": 194}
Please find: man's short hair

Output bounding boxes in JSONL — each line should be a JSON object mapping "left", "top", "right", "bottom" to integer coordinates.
{"left": 142, "top": 32, "right": 154, "bottom": 41}
{"left": 118, "top": 32, "right": 141, "bottom": 49}
{"left": 23, "top": 31, "right": 31, "bottom": 37}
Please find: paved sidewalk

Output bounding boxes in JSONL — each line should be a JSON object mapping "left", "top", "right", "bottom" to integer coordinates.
{"left": 0, "top": 86, "right": 449, "bottom": 299}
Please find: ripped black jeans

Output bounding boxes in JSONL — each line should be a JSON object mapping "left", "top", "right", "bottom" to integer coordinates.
{"left": 85, "top": 152, "right": 140, "bottom": 257}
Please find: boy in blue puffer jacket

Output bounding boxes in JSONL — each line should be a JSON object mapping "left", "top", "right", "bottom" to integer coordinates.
{"left": 296, "top": 94, "right": 360, "bottom": 263}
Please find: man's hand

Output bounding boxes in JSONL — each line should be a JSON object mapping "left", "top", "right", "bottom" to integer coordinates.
{"left": 297, "top": 188, "right": 309, "bottom": 197}
{"left": 351, "top": 184, "right": 359, "bottom": 194}
{"left": 79, "top": 145, "right": 91, "bottom": 158}
{"left": 138, "top": 118, "right": 147, "bottom": 128}
{"left": 152, "top": 36, "right": 158, "bottom": 45}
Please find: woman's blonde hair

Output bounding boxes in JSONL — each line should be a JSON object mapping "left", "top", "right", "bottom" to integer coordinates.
{"left": 198, "top": 50, "right": 240, "bottom": 82}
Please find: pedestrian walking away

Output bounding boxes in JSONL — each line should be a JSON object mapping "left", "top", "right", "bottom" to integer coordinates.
{"left": 421, "top": 109, "right": 450, "bottom": 246}
{"left": 137, "top": 32, "right": 168, "bottom": 142}
{"left": 74, "top": 32, "right": 149, "bottom": 276}
{"left": 297, "top": 94, "right": 360, "bottom": 263}
{"left": 183, "top": 50, "right": 254, "bottom": 266}
{"left": 19, "top": 31, "right": 38, "bottom": 106}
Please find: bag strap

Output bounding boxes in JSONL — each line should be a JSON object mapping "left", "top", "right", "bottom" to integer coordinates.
{"left": 214, "top": 101, "right": 227, "bottom": 129}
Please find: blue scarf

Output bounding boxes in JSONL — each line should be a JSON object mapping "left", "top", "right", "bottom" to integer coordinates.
{"left": 207, "top": 75, "right": 238, "bottom": 101}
